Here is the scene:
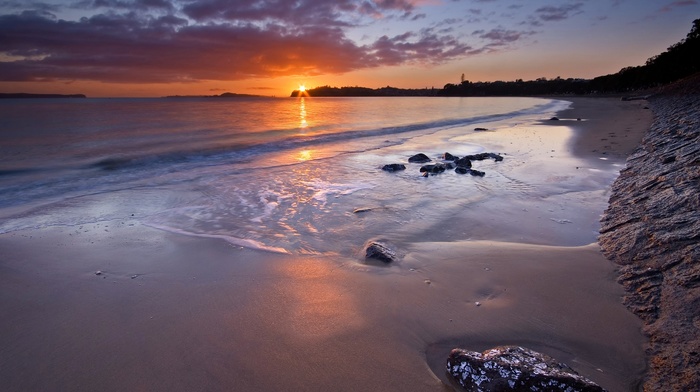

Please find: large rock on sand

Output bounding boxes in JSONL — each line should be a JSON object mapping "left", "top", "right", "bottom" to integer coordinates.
{"left": 447, "top": 346, "right": 606, "bottom": 392}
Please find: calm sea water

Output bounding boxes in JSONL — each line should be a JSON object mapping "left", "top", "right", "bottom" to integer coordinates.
{"left": 1, "top": 96, "right": 600, "bottom": 255}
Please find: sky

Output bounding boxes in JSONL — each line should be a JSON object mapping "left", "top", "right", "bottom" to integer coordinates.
{"left": 0, "top": 0, "right": 698, "bottom": 97}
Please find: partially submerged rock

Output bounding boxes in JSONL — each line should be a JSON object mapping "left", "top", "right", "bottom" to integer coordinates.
{"left": 454, "top": 157, "right": 472, "bottom": 168}
{"left": 408, "top": 153, "right": 431, "bottom": 163}
{"left": 364, "top": 240, "right": 397, "bottom": 263}
{"left": 382, "top": 163, "right": 406, "bottom": 172}
{"left": 443, "top": 152, "right": 458, "bottom": 161}
{"left": 455, "top": 167, "right": 485, "bottom": 176}
{"left": 446, "top": 346, "right": 606, "bottom": 392}
{"left": 420, "top": 163, "right": 446, "bottom": 174}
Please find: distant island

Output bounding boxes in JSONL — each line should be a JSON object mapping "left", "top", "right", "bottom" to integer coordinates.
{"left": 165, "top": 92, "right": 264, "bottom": 98}
{"left": 0, "top": 93, "right": 86, "bottom": 99}
{"left": 292, "top": 19, "right": 699, "bottom": 98}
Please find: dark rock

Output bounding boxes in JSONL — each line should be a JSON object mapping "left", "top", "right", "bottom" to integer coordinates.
{"left": 353, "top": 207, "right": 372, "bottom": 213}
{"left": 382, "top": 163, "right": 406, "bottom": 172}
{"left": 408, "top": 153, "right": 431, "bottom": 163}
{"left": 455, "top": 167, "right": 485, "bottom": 176}
{"left": 463, "top": 153, "right": 491, "bottom": 161}
{"left": 454, "top": 157, "right": 472, "bottom": 168}
{"left": 443, "top": 162, "right": 456, "bottom": 170}
{"left": 446, "top": 346, "right": 606, "bottom": 392}
{"left": 550, "top": 116, "right": 560, "bottom": 121}
{"left": 420, "top": 163, "right": 446, "bottom": 174}
{"left": 442, "top": 152, "right": 458, "bottom": 161}
{"left": 364, "top": 240, "right": 397, "bottom": 263}
{"left": 661, "top": 155, "right": 675, "bottom": 164}
{"left": 488, "top": 152, "right": 504, "bottom": 162}
{"left": 474, "top": 127, "right": 488, "bottom": 131}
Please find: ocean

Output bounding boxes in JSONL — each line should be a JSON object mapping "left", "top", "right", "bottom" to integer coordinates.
{"left": 0, "top": 96, "right": 615, "bottom": 256}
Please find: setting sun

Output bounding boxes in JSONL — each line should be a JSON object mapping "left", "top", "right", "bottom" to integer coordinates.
{"left": 298, "top": 85, "right": 306, "bottom": 92}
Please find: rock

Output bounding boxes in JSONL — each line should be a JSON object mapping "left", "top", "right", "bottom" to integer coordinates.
{"left": 442, "top": 152, "right": 458, "bottom": 161}
{"left": 364, "top": 240, "right": 397, "bottom": 263}
{"left": 454, "top": 167, "right": 484, "bottom": 176}
{"left": 463, "top": 153, "right": 491, "bottom": 161}
{"left": 474, "top": 127, "right": 488, "bottom": 131}
{"left": 382, "top": 163, "right": 406, "bottom": 172}
{"left": 454, "top": 157, "right": 472, "bottom": 168}
{"left": 353, "top": 207, "right": 372, "bottom": 213}
{"left": 408, "top": 153, "right": 431, "bottom": 163}
{"left": 95, "top": 271, "right": 102, "bottom": 276}
{"left": 455, "top": 168, "right": 485, "bottom": 177}
{"left": 488, "top": 152, "right": 504, "bottom": 162}
{"left": 420, "top": 163, "right": 446, "bottom": 174}
{"left": 599, "top": 87, "right": 700, "bottom": 391}
{"left": 446, "top": 346, "right": 606, "bottom": 392}
{"left": 550, "top": 116, "right": 560, "bottom": 121}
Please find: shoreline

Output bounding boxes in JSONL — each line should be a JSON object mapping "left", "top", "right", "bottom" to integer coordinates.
{"left": 0, "top": 96, "right": 653, "bottom": 391}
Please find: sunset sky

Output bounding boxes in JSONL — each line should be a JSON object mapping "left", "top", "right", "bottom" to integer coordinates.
{"left": 0, "top": 0, "right": 698, "bottom": 97}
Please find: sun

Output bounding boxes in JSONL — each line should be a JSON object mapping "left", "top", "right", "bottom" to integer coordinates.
{"left": 298, "top": 85, "right": 306, "bottom": 92}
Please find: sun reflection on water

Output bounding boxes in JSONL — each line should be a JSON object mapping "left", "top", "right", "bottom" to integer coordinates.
{"left": 297, "top": 149, "right": 312, "bottom": 161}
{"left": 299, "top": 97, "right": 308, "bottom": 129}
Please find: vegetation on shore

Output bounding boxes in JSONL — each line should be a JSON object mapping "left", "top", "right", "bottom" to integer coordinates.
{"left": 291, "top": 19, "right": 699, "bottom": 97}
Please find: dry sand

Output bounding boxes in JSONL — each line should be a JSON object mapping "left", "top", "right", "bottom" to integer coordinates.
{"left": 0, "top": 97, "right": 653, "bottom": 391}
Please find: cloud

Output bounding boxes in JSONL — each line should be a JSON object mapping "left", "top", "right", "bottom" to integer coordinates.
{"left": 535, "top": 3, "right": 584, "bottom": 21}
{"left": 478, "top": 28, "right": 529, "bottom": 43}
{"left": 659, "top": 0, "right": 698, "bottom": 12}
{"left": 0, "top": 2, "right": 473, "bottom": 83}
{"left": 72, "top": 0, "right": 175, "bottom": 11}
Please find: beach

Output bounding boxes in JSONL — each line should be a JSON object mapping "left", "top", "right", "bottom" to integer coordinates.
{"left": 0, "top": 97, "right": 653, "bottom": 391}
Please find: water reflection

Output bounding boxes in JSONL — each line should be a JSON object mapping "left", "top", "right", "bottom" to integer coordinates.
{"left": 298, "top": 149, "right": 312, "bottom": 161}
{"left": 299, "top": 97, "right": 308, "bottom": 129}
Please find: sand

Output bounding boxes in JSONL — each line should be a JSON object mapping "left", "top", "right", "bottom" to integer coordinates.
{"left": 0, "top": 97, "right": 653, "bottom": 391}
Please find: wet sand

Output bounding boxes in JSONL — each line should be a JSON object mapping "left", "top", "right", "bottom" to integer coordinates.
{"left": 0, "top": 97, "right": 652, "bottom": 391}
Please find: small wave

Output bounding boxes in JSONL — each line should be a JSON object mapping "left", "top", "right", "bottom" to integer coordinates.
{"left": 144, "top": 222, "right": 291, "bottom": 254}
{"left": 302, "top": 180, "right": 375, "bottom": 204}
{"left": 90, "top": 157, "right": 133, "bottom": 171}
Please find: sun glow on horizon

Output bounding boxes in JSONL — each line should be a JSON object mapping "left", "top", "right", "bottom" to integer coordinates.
{"left": 298, "top": 85, "right": 306, "bottom": 92}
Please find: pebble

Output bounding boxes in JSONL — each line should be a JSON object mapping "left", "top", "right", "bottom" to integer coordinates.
{"left": 95, "top": 270, "right": 102, "bottom": 276}
{"left": 475, "top": 302, "right": 481, "bottom": 306}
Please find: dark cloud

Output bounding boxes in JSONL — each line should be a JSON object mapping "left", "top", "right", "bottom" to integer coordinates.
{"left": 478, "top": 28, "right": 528, "bottom": 43}
{"left": 0, "top": 3, "right": 472, "bottom": 83}
{"left": 368, "top": 29, "right": 472, "bottom": 66}
{"left": 659, "top": 0, "right": 698, "bottom": 12}
{"left": 73, "top": 0, "right": 175, "bottom": 11}
{"left": 0, "top": 1, "right": 61, "bottom": 11}
{"left": 535, "top": 3, "right": 584, "bottom": 21}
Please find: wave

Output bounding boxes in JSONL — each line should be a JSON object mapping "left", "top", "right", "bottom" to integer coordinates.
{"left": 81, "top": 99, "right": 567, "bottom": 173}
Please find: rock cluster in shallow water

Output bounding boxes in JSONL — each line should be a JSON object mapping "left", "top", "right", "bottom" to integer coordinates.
{"left": 382, "top": 152, "right": 503, "bottom": 177}
{"left": 446, "top": 346, "right": 606, "bottom": 392}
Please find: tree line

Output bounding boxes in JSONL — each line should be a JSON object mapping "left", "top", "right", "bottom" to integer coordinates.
{"left": 292, "top": 19, "right": 699, "bottom": 97}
